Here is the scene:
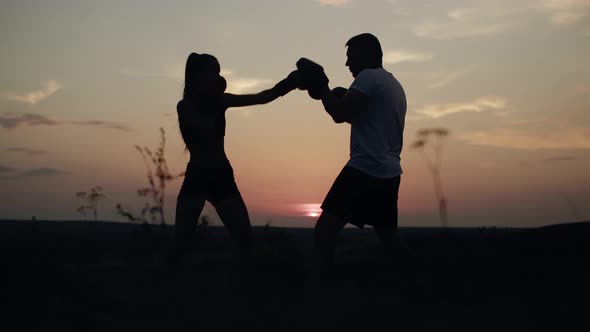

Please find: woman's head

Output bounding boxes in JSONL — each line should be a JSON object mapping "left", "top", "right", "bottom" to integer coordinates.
{"left": 183, "top": 53, "right": 227, "bottom": 100}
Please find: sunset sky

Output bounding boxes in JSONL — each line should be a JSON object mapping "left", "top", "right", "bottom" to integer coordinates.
{"left": 1, "top": 0, "right": 589, "bottom": 227}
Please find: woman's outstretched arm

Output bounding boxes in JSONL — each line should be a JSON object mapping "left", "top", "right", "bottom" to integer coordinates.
{"left": 223, "top": 71, "right": 299, "bottom": 108}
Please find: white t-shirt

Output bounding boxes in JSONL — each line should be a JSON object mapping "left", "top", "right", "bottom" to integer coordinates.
{"left": 347, "top": 67, "right": 406, "bottom": 179}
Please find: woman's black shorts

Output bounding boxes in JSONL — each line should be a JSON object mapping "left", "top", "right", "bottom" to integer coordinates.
{"left": 178, "top": 160, "right": 241, "bottom": 206}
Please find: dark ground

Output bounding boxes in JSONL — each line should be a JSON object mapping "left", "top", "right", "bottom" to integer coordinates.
{"left": 1, "top": 219, "right": 589, "bottom": 331}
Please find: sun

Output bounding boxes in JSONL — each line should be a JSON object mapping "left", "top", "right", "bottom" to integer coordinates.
{"left": 293, "top": 203, "right": 322, "bottom": 218}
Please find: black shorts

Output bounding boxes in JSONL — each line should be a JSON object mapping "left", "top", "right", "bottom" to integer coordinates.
{"left": 321, "top": 166, "right": 401, "bottom": 229}
{"left": 178, "top": 160, "right": 241, "bottom": 206}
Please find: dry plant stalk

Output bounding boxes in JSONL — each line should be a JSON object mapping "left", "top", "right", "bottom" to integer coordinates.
{"left": 76, "top": 186, "right": 106, "bottom": 222}
{"left": 412, "top": 128, "right": 450, "bottom": 227}
{"left": 116, "top": 128, "right": 184, "bottom": 229}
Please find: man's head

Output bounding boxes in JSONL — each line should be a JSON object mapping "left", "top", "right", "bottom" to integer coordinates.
{"left": 345, "top": 33, "right": 383, "bottom": 78}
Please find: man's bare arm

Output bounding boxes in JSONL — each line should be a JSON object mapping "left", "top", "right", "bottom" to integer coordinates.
{"left": 320, "top": 87, "right": 368, "bottom": 124}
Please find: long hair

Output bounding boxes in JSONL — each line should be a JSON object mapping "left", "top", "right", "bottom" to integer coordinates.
{"left": 180, "top": 53, "right": 219, "bottom": 152}
{"left": 183, "top": 53, "right": 219, "bottom": 100}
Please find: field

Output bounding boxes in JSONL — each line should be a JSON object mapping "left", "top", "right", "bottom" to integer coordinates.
{"left": 2, "top": 219, "right": 589, "bottom": 331}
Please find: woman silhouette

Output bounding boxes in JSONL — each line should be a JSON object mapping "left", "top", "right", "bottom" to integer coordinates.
{"left": 175, "top": 53, "right": 297, "bottom": 257}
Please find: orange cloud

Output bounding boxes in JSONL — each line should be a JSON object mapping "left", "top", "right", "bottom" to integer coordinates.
{"left": 412, "top": 4, "right": 520, "bottom": 40}
{"left": 317, "top": 0, "right": 350, "bottom": 7}
{"left": 0, "top": 112, "right": 57, "bottom": 128}
{"left": 414, "top": 20, "right": 513, "bottom": 39}
{"left": 0, "top": 112, "right": 132, "bottom": 131}
{"left": 412, "top": 1, "right": 590, "bottom": 39}
{"left": 416, "top": 97, "right": 507, "bottom": 118}
{"left": 459, "top": 125, "right": 590, "bottom": 150}
{"left": 427, "top": 66, "right": 473, "bottom": 89}
{"left": 542, "top": 0, "right": 589, "bottom": 25}
{"left": 0, "top": 80, "right": 62, "bottom": 105}
{"left": 383, "top": 50, "right": 433, "bottom": 65}
{"left": 520, "top": 156, "right": 577, "bottom": 167}
{"left": 122, "top": 64, "right": 272, "bottom": 94}
{"left": 69, "top": 120, "right": 133, "bottom": 132}
{"left": 226, "top": 77, "right": 273, "bottom": 94}
{"left": 0, "top": 165, "right": 16, "bottom": 173}
{"left": 6, "top": 147, "right": 48, "bottom": 156}
{"left": 120, "top": 64, "right": 184, "bottom": 82}
{"left": 0, "top": 167, "right": 70, "bottom": 181}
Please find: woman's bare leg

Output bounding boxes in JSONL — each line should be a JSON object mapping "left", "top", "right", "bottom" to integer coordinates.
{"left": 174, "top": 194, "right": 206, "bottom": 254}
{"left": 213, "top": 194, "right": 253, "bottom": 256}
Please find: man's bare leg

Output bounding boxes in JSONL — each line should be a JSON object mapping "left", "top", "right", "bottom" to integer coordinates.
{"left": 311, "top": 211, "right": 347, "bottom": 281}
{"left": 374, "top": 225, "right": 401, "bottom": 257}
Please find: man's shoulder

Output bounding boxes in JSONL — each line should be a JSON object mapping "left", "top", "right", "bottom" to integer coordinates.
{"left": 353, "top": 68, "right": 395, "bottom": 86}
{"left": 358, "top": 67, "right": 391, "bottom": 76}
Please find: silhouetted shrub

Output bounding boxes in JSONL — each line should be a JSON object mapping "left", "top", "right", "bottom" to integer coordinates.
{"left": 117, "top": 128, "right": 184, "bottom": 231}
{"left": 76, "top": 186, "right": 106, "bottom": 222}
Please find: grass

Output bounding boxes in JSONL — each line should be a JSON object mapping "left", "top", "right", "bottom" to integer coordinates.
{"left": 2, "top": 219, "right": 589, "bottom": 331}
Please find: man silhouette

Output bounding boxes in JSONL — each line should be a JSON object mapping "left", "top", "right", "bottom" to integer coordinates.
{"left": 298, "top": 33, "right": 407, "bottom": 275}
